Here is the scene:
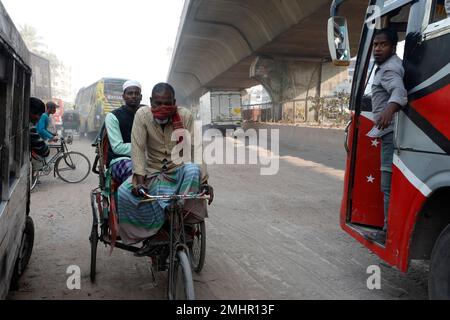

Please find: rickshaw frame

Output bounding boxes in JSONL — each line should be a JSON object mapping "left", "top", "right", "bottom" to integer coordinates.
{"left": 89, "top": 128, "right": 207, "bottom": 300}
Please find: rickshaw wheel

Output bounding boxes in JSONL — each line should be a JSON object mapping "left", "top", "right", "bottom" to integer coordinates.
{"left": 189, "top": 221, "right": 206, "bottom": 273}
{"left": 90, "top": 225, "right": 99, "bottom": 283}
{"left": 168, "top": 250, "right": 195, "bottom": 300}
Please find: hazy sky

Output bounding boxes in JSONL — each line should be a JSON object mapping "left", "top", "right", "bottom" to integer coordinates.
{"left": 2, "top": 0, "right": 185, "bottom": 102}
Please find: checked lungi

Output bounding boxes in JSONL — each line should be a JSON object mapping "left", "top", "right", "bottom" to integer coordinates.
{"left": 111, "top": 159, "right": 133, "bottom": 185}
{"left": 117, "top": 163, "right": 203, "bottom": 245}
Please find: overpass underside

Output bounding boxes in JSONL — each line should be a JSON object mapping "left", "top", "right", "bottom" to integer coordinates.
{"left": 168, "top": 0, "right": 367, "bottom": 120}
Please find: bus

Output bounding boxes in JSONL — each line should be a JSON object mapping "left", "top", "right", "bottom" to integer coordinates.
{"left": 0, "top": 1, "right": 35, "bottom": 299}
{"left": 328, "top": 0, "right": 450, "bottom": 299}
{"left": 75, "top": 78, "right": 127, "bottom": 137}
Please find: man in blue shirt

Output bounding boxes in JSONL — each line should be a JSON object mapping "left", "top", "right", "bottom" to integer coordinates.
{"left": 105, "top": 80, "right": 143, "bottom": 184}
{"left": 37, "top": 101, "right": 59, "bottom": 142}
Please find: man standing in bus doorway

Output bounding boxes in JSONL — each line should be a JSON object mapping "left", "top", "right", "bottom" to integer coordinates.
{"left": 37, "top": 101, "right": 59, "bottom": 142}
{"left": 367, "top": 28, "right": 408, "bottom": 244}
{"left": 104, "top": 80, "right": 143, "bottom": 185}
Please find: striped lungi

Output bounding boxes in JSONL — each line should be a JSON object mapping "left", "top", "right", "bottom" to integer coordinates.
{"left": 117, "top": 163, "right": 202, "bottom": 245}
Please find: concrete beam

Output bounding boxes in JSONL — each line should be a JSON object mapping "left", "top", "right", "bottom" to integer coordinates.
{"left": 169, "top": 0, "right": 366, "bottom": 103}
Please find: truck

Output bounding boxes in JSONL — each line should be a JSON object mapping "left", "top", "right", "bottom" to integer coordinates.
{"left": 328, "top": 0, "right": 450, "bottom": 299}
{"left": 199, "top": 91, "right": 243, "bottom": 133}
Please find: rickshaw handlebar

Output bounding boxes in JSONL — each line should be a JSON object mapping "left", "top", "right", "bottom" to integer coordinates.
{"left": 138, "top": 188, "right": 211, "bottom": 202}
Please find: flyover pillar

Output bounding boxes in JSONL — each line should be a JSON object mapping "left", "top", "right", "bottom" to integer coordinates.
{"left": 250, "top": 55, "right": 348, "bottom": 123}
{"left": 250, "top": 56, "right": 286, "bottom": 122}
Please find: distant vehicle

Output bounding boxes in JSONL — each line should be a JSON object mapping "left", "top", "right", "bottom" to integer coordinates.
{"left": 62, "top": 110, "right": 81, "bottom": 136}
{"left": 75, "top": 78, "right": 126, "bottom": 137}
{"left": 199, "top": 91, "right": 243, "bottom": 132}
{"left": 29, "top": 52, "right": 52, "bottom": 101}
{"left": 51, "top": 98, "right": 64, "bottom": 132}
{"left": 0, "top": 1, "right": 35, "bottom": 299}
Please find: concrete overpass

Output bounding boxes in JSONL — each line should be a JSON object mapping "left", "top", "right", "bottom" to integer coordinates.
{"left": 167, "top": 0, "right": 368, "bottom": 120}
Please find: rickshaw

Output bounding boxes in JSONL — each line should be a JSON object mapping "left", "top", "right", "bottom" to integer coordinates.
{"left": 62, "top": 110, "right": 81, "bottom": 137}
{"left": 89, "top": 127, "right": 208, "bottom": 300}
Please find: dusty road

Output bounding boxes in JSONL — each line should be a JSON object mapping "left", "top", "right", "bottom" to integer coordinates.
{"left": 7, "top": 134, "right": 428, "bottom": 300}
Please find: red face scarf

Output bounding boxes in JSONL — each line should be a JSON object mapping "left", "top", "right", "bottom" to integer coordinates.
{"left": 151, "top": 105, "right": 184, "bottom": 143}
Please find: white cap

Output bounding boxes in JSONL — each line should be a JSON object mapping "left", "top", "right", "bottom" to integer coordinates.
{"left": 123, "top": 80, "right": 142, "bottom": 92}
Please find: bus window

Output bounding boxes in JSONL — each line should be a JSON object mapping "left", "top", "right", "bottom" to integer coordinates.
{"left": 22, "top": 74, "right": 31, "bottom": 167}
{"left": 0, "top": 81, "right": 6, "bottom": 200}
{"left": 431, "top": 0, "right": 450, "bottom": 23}
{"left": 104, "top": 80, "right": 123, "bottom": 101}
{"left": 10, "top": 65, "right": 24, "bottom": 185}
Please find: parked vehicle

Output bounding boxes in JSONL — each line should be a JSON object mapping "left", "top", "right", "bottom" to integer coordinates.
{"left": 62, "top": 110, "right": 81, "bottom": 136}
{"left": 0, "top": 0, "right": 35, "bottom": 299}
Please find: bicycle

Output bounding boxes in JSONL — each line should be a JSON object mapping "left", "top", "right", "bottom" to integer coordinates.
{"left": 30, "top": 136, "right": 91, "bottom": 191}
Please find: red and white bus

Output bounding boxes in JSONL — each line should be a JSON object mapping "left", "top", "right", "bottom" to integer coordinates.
{"left": 328, "top": 0, "right": 450, "bottom": 299}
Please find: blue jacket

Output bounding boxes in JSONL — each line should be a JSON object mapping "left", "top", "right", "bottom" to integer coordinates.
{"left": 37, "top": 113, "right": 55, "bottom": 141}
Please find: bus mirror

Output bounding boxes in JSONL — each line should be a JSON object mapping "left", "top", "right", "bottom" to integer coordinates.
{"left": 328, "top": 17, "right": 351, "bottom": 66}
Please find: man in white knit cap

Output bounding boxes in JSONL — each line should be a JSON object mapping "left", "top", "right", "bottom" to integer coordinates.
{"left": 104, "top": 80, "right": 143, "bottom": 184}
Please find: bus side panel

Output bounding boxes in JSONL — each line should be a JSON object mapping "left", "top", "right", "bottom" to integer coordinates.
{"left": 0, "top": 176, "right": 28, "bottom": 299}
{"left": 410, "top": 84, "right": 450, "bottom": 141}
{"left": 387, "top": 164, "right": 427, "bottom": 272}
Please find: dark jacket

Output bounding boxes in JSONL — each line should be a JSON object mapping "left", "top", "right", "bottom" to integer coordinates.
{"left": 107, "top": 106, "right": 136, "bottom": 167}
{"left": 30, "top": 125, "right": 50, "bottom": 158}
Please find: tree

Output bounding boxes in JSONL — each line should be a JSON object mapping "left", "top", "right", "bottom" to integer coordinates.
{"left": 19, "top": 24, "right": 69, "bottom": 100}
{"left": 308, "top": 95, "right": 327, "bottom": 125}
{"left": 19, "top": 24, "right": 46, "bottom": 52}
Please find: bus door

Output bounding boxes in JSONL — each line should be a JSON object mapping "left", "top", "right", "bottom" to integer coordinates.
{"left": 345, "top": 57, "right": 385, "bottom": 229}
{"left": 343, "top": 3, "right": 415, "bottom": 230}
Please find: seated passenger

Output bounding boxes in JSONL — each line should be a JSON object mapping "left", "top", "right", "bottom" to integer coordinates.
{"left": 30, "top": 97, "right": 50, "bottom": 159}
{"left": 117, "top": 83, "right": 214, "bottom": 251}
{"left": 105, "top": 80, "right": 143, "bottom": 185}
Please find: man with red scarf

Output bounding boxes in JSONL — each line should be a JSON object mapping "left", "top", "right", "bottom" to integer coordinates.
{"left": 117, "top": 83, "right": 213, "bottom": 251}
